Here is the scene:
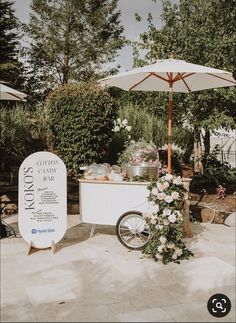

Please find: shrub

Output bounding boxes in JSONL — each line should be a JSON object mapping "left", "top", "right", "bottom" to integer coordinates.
{"left": 119, "top": 104, "right": 154, "bottom": 143}
{"left": 190, "top": 145, "right": 236, "bottom": 193}
{"left": 119, "top": 103, "right": 192, "bottom": 152}
{"left": 0, "top": 105, "right": 48, "bottom": 174}
{"left": 46, "top": 82, "right": 118, "bottom": 172}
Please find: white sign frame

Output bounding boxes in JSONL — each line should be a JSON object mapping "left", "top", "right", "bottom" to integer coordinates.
{"left": 18, "top": 151, "right": 67, "bottom": 251}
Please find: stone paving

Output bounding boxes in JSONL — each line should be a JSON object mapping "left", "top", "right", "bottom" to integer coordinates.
{"left": 1, "top": 215, "right": 235, "bottom": 322}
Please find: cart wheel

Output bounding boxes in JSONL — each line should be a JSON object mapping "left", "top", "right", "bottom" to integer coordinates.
{"left": 116, "top": 211, "right": 149, "bottom": 250}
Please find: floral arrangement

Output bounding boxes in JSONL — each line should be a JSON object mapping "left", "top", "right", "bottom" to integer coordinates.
{"left": 143, "top": 174, "right": 194, "bottom": 264}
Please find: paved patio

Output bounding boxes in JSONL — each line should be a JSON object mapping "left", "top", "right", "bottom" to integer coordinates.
{"left": 1, "top": 215, "right": 235, "bottom": 322}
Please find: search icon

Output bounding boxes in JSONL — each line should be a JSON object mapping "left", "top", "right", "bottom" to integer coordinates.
{"left": 207, "top": 294, "right": 231, "bottom": 318}
{"left": 216, "top": 302, "right": 223, "bottom": 310}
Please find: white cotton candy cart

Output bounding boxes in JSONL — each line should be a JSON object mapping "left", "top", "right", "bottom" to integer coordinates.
{"left": 79, "top": 179, "right": 155, "bottom": 249}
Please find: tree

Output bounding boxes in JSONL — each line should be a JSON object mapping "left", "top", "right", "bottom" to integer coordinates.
{"left": 26, "top": 0, "right": 124, "bottom": 89}
{"left": 0, "top": 0, "right": 23, "bottom": 88}
{"left": 132, "top": 0, "right": 236, "bottom": 168}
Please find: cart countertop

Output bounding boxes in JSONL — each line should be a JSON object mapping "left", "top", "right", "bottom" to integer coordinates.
{"left": 78, "top": 179, "right": 150, "bottom": 186}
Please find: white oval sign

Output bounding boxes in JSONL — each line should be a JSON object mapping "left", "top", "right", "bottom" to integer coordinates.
{"left": 18, "top": 151, "right": 67, "bottom": 249}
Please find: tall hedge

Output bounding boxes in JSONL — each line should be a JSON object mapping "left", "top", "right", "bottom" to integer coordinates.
{"left": 0, "top": 105, "right": 48, "bottom": 174}
{"left": 46, "top": 82, "right": 118, "bottom": 172}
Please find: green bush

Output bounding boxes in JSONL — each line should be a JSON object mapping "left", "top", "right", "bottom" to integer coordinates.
{"left": 46, "top": 82, "right": 118, "bottom": 172}
{"left": 119, "top": 103, "right": 192, "bottom": 151}
{"left": 0, "top": 105, "right": 48, "bottom": 174}
{"left": 190, "top": 146, "right": 236, "bottom": 193}
{"left": 119, "top": 104, "right": 154, "bottom": 143}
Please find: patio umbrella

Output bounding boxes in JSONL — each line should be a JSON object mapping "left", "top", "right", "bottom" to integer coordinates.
{"left": 0, "top": 83, "right": 27, "bottom": 101}
{"left": 98, "top": 56, "right": 236, "bottom": 174}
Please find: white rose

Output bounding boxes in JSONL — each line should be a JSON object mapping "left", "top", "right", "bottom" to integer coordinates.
{"left": 151, "top": 187, "right": 158, "bottom": 195}
{"left": 159, "top": 236, "right": 167, "bottom": 244}
{"left": 143, "top": 212, "right": 151, "bottom": 219}
{"left": 113, "top": 125, "right": 120, "bottom": 132}
{"left": 164, "top": 195, "right": 174, "bottom": 203}
{"left": 175, "top": 248, "right": 183, "bottom": 257}
{"left": 150, "top": 215, "right": 157, "bottom": 224}
{"left": 163, "top": 218, "right": 169, "bottom": 226}
{"left": 167, "top": 242, "right": 175, "bottom": 249}
{"left": 122, "top": 119, "right": 128, "bottom": 125}
{"left": 163, "top": 208, "right": 172, "bottom": 216}
{"left": 164, "top": 174, "right": 173, "bottom": 181}
{"left": 174, "top": 210, "right": 182, "bottom": 217}
{"left": 168, "top": 214, "right": 177, "bottom": 223}
{"left": 174, "top": 211, "right": 183, "bottom": 222}
{"left": 126, "top": 126, "right": 131, "bottom": 132}
{"left": 157, "top": 182, "right": 165, "bottom": 192}
{"left": 173, "top": 176, "right": 182, "bottom": 185}
{"left": 157, "top": 192, "right": 166, "bottom": 200}
{"left": 117, "top": 118, "right": 121, "bottom": 124}
{"left": 155, "top": 204, "right": 160, "bottom": 213}
{"left": 155, "top": 224, "right": 164, "bottom": 230}
{"left": 157, "top": 245, "right": 163, "bottom": 253}
{"left": 155, "top": 253, "right": 163, "bottom": 260}
{"left": 171, "top": 191, "right": 180, "bottom": 200}
{"left": 178, "top": 216, "right": 183, "bottom": 223}
{"left": 172, "top": 253, "right": 178, "bottom": 260}
{"left": 163, "top": 181, "right": 170, "bottom": 189}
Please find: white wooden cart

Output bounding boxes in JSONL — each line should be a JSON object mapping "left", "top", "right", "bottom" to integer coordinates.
{"left": 79, "top": 179, "right": 155, "bottom": 249}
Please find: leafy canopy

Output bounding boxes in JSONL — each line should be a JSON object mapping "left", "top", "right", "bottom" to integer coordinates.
{"left": 0, "top": 0, "right": 23, "bottom": 87}
{"left": 131, "top": 0, "right": 236, "bottom": 159}
{"left": 26, "top": 0, "right": 125, "bottom": 87}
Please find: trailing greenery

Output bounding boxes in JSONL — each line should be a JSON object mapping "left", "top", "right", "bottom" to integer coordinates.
{"left": 46, "top": 82, "right": 118, "bottom": 172}
{"left": 0, "top": 105, "right": 48, "bottom": 173}
{"left": 143, "top": 175, "right": 194, "bottom": 264}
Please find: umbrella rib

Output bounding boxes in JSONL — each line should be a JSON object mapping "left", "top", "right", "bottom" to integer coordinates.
{"left": 179, "top": 74, "right": 192, "bottom": 93}
{"left": 6, "top": 92, "right": 23, "bottom": 100}
{"left": 166, "top": 72, "right": 171, "bottom": 81}
{"left": 129, "top": 72, "right": 169, "bottom": 90}
{"left": 129, "top": 73, "right": 153, "bottom": 90}
{"left": 173, "top": 72, "right": 195, "bottom": 82}
{"left": 151, "top": 73, "right": 169, "bottom": 82}
{"left": 207, "top": 73, "right": 236, "bottom": 84}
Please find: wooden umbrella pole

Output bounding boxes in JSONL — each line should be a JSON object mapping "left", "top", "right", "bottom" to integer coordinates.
{"left": 168, "top": 84, "right": 173, "bottom": 174}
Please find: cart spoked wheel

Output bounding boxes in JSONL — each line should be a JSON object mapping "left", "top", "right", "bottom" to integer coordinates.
{"left": 116, "top": 211, "right": 149, "bottom": 250}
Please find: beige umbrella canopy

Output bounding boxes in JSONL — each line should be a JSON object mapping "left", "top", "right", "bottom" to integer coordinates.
{"left": 0, "top": 83, "right": 27, "bottom": 101}
{"left": 98, "top": 57, "right": 236, "bottom": 174}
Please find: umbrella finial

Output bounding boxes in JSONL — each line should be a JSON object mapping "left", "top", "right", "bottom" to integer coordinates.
{"left": 168, "top": 52, "right": 175, "bottom": 59}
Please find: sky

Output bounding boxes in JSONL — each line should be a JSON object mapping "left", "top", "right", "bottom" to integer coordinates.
{"left": 13, "top": 0, "right": 166, "bottom": 71}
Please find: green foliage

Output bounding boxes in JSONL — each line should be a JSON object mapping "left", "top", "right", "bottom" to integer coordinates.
{"left": 143, "top": 175, "right": 194, "bottom": 264}
{"left": 47, "top": 82, "right": 118, "bottom": 172}
{"left": 190, "top": 145, "right": 236, "bottom": 193}
{"left": 119, "top": 104, "right": 154, "bottom": 143}
{"left": 0, "top": 0, "right": 24, "bottom": 88}
{"left": 0, "top": 105, "right": 48, "bottom": 173}
{"left": 107, "top": 117, "right": 132, "bottom": 165}
{"left": 132, "top": 0, "right": 236, "bottom": 160}
{"left": 25, "top": 0, "right": 124, "bottom": 89}
{"left": 118, "top": 103, "right": 192, "bottom": 148}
